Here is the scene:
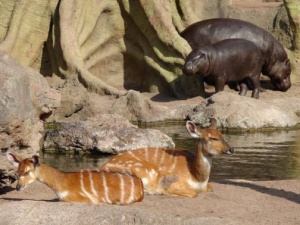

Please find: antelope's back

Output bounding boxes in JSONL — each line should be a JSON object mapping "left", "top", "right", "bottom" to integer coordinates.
{"left": 102, "top": 147, "right": 192, "bottom": 175}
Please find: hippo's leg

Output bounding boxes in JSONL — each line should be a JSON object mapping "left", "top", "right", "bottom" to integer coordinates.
{"left": 249, "top": 76, "right": 261, "bottom": 99}
{"left": 215, "top": 80, "right": 226, "bottom": 93}
{"left": 238, "top": 82, "right": 248, "bottom": 96}
{"left": 252, "top": 89, "right": 260, "bottom": 99}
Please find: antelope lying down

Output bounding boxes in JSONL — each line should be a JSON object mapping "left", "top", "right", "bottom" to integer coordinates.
{"left": 101, "top": 118, "right": 234, "bottom": 198}
{"left": 6, "top": 153, "right": 144, "bottom": 205}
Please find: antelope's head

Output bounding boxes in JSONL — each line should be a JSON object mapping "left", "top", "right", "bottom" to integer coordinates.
{"left": 186, "top": 118, "right": 234, "bottom": 157}
{"left": 6, "top": 152, "right": 40, "bottom": 191}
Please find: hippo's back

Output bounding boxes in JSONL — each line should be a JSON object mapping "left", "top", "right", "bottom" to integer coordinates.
{"left": 181, "top": 18, "right": 278, "bottom": 56}
{"left": 181, "top": 18, "right": 291, "bottom": 92}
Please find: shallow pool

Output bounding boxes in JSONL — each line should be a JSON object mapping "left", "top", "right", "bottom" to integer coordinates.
{"left": 41, "top": 123, "right": 300, "bottom": 181}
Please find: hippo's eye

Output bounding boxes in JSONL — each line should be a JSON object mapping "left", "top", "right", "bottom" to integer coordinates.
{"left": 191, "top": 58, "right": 200, "bottom": 65}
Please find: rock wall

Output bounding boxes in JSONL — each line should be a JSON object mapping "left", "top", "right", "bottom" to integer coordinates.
{"left": 0, "top": 0, "right": 298, "bottom": 101}
{"left": 0, "top": 51, "right": 60, "bottom": 155}
{"left": 284, "top": 0, "right": 300, "bottom": 82}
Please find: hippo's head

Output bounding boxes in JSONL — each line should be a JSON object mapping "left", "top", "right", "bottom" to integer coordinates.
{"left": 268, "top": 59, "right": 291, "bottom": 92}
{"left": 183, "top": 49, "right": 210, "bottom": 76}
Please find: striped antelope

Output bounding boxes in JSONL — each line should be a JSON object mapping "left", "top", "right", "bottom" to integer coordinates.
{"left": 101, "top": 118, "right": 234, "bottom": 198}
{"left": 6, "top": 153, "right": 144, "bottom": 205}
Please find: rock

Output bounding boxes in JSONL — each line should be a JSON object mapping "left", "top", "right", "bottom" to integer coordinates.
{"left": 0, "top": 169, "right": 16, "bottom": 189}
{"left": 189, "top": 92, "right": 299, "bottom": 129}
{"left": 0, "top": 51, "right": 60, "bottom": 157}
{"left": 109, "top": 90, "right": 199, "bottom": 122}
{"left": 109, "top": 90, "right": 168, "bottom": 122}
{"left": 47, "top": 77, "right": 89, "bottom": 121}
{"left": 43, "top": 114, "right": 175, "bottom": 154}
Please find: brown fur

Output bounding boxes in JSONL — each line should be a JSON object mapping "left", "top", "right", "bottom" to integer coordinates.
{"left": 101, "top": 119, "right": 234, "bottom": 198}
{"left": 7, "top": 153, "right": 144, "bottom": 205}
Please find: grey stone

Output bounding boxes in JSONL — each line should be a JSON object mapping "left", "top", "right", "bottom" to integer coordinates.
{"left": 189, "top": 92, "right": 299, "bottom": 129}
{"left": 43, "top": 114, "right": 175, "bottom": 154}
{"left": 0, "top": 51, "right": 60, "bottom": 156}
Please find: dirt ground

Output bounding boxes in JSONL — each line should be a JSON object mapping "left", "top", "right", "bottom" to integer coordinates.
{"left": 1, "top": 83, "right": 300, "bottom": 225}
{"left": 0, "top": 179, "right": 299, "bottom": 225}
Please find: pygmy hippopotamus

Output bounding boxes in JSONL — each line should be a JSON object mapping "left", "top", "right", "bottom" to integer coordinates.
{"left": 183, "top": 39, "right": 263, "bottom": 99}
{"left": 180, "top": 18, "right": 291, "bottom": 92}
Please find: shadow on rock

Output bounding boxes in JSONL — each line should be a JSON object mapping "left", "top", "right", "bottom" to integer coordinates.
{"left": 2, "top": 197, "right": 59, "bottom": 202}
{"left": 0, "top": 186, "right": 15, "bottom": 195}
{"left": 219, "top": 179, "right": 300, "bottom": 204}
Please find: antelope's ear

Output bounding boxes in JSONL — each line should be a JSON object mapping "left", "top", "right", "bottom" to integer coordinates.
{"left": 31, "top": 155, "right": 40, "bottom": 169}
{"left": 186, "top": 121, "right": 202, "bottom": 138}
{"left": 209, "top": 118, "right": 218, "bottom": 129}
{"left": 6, "top": 152, "right": 21, "bottom": 167}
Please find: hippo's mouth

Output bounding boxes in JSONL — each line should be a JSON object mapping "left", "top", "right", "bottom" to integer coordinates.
{"left": 183, "top": 62, "right": 197, "bottom": 75}
{"left": 271, "top": 78, "right": 291, "bottom": 92}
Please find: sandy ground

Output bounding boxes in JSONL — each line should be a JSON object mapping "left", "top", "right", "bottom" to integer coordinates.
{"left": 0, "top": 179, "right": 299, "bottom": 225}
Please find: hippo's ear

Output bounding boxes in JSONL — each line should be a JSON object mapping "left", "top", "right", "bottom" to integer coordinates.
{"left": 285, "top": 59, "right": 290, "bottom": 66}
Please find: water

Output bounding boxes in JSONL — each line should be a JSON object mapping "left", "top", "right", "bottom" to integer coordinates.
{"left": 41, "top": 123, "right": 300, "bottom": 181}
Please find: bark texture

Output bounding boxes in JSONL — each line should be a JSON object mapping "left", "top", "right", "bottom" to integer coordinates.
{"left": 284, "top": 0, "right": 300, "bottom": 52}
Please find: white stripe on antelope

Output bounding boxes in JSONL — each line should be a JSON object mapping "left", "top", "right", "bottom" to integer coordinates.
{"left": 6, "top": 153, "right": 144, "bottom": 205}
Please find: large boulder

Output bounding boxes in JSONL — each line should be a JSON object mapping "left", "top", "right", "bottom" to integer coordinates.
{"left": 0, "top": 51, "right": 60, "bottom": 156}
{"left": 189, "top": 91, "right": 299, "bottom": 129}
{"left": 43, "top": 114, "right": 175, "bottom": 154}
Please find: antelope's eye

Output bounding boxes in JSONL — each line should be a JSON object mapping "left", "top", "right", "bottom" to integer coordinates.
{"left": 21, "top": 171, "right": 30, "bottom": 177}
{"left": 209, "top": 137, "right": 219, "bottom": 141}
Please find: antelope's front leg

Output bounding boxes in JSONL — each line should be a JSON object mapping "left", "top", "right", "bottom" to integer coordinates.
{"left": 141, "top": 168, "right": 160, "bottom": 194}
{"left": 206, "top": 182, "right": 214, "bottom": 192}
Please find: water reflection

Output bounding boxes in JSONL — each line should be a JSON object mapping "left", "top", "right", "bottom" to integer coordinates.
{"left": 142, "top": 123, "right": 300, "bottom": 181}
{"left": 41, "top": 153, "right": 111, "bottom": 172}
{"left": 42, "top": 123, "right": 300, "bottom": 181}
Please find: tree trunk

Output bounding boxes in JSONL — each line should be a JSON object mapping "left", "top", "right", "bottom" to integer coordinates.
{"left": 284, "top": 0, "right": 300, "bottom": 52}
{"left": 0, "top": 0, "right": 298, "bottom": 98}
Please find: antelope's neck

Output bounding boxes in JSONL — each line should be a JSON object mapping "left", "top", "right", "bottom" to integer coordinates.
{"left": 192, "top": 141, "right": 212, "bottom": 182}
{"left": 37, "top": 164, "right": 66, "bottom": 193}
